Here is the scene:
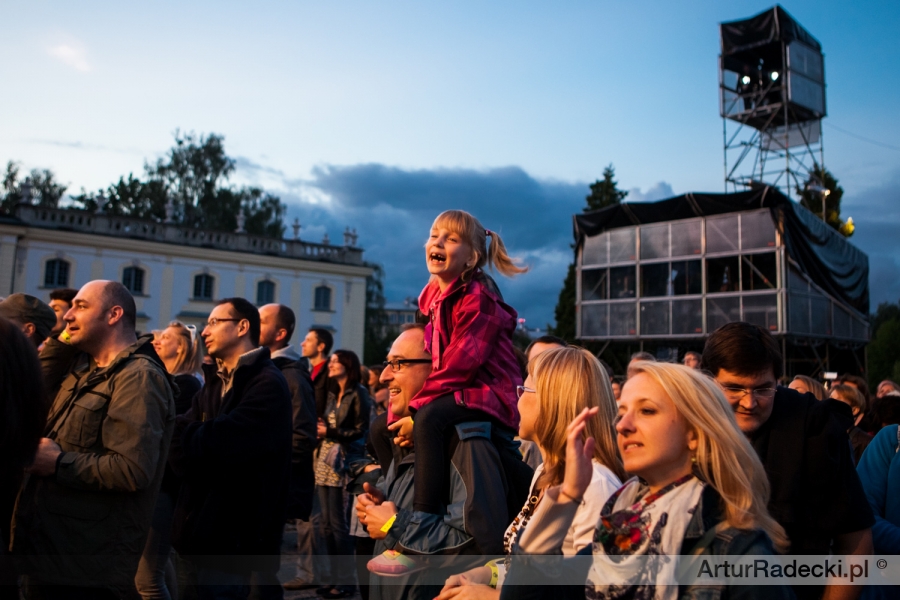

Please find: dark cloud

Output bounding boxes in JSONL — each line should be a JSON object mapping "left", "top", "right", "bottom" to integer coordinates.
{"left": 842, "top": 170, "right": 900, "bottom": 309}
{"left": 275, "top": 163, "right": 592, "bottom": 329}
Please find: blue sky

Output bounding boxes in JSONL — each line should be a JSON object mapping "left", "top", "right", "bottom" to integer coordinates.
{"left": 2, "top": 1, "right": 899, "bottom": 328}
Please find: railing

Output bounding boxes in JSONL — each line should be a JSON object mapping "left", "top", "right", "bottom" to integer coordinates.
{"left": 13, "top": 204, "right": 364, "bottom": 265}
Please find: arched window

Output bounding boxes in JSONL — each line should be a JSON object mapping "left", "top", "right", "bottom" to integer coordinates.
{"left": 257, "top": 280, "right": 275, "bottom": 306}
{"left": 314, "top": 285, "right": 332, "bottom": 311}
{"left": 122, "top": 266, "right": 145, "bottom": 295}
{"left": 44, "top": 259, "right": 70, "bottom": 287}
{"left": 193, "top": 274, "right": 215, "bottom": 301}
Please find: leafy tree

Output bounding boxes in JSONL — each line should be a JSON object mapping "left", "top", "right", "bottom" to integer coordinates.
{"left": 71, "top": 131, "right": 286, "bottom": 238}
{"left": 796, "top": 166, "right": 853, "bottom": 237}
{"left": 585, "top": 164, "right": 629, "bottom": 212}
{"left": 550, "top": 164, "right": 627, "bottom": 342}
{"left": 1, "top": 161, "right": 67, "bottom": 213}
{"left": 363, "top": 263, "right": 394, "bottom": 365}
{"left": 868, "top": 301, "right": 900, "bottom": 389}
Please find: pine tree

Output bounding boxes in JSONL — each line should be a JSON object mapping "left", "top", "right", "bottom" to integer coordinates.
{"left": 550, "top": 165, "right": 627, "bottom": 342}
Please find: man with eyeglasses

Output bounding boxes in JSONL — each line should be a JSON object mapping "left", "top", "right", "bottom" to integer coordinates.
{"left": 357, "top": 324, "right": 532, "bottom": 600}
{"left": 169, "top": 298, "right": 292, "bottom": 599}
{"left": 702, "top": 322, "right": 873, "bottom": 600}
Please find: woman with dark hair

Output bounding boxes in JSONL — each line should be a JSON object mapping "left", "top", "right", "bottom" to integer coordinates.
{"left": 315, "top": 349, "right": 372, "bottom": 599}
{"left": 0, "top": 317, "right": 49, "bottom": 596}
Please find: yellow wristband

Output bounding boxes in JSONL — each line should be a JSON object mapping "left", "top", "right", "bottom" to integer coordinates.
{"left": 380, "top": 514, "right": 397, "bottom": 533}
{"left": 59, "top": 330, "right": 72, "bottom": 344}
{"left": 487, "top": 561, "right": 500, "bottom": 588}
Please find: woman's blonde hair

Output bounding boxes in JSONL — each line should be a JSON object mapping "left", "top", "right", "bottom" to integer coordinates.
{"left": 430, "top": 210, "right": 528, "bottom": 281}
{"left": 628, "top": 361, "right": 789, "bottom": 553}
{"left": 831, "top": 383, "right": 866, "bottom": 416}
{"left": 158, "top": 320, "right": 203, "bottom": 376}
{"left": 792, "top": 375, "right": 826, "bottom": 401}
{"left": 529, "top": 346, "right": 626, "bottom": 488}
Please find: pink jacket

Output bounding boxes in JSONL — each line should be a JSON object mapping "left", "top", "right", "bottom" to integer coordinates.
{"left": 409, "top": 271, "right": 522, "bottom": 431}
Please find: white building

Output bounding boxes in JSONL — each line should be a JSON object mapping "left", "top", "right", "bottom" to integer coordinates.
{"left": 0, "top": 204, "right": 373, "bottom": 357}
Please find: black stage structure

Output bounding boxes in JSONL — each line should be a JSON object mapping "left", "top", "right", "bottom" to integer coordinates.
{"left": 574, "top": 186, "right": 869, "bottom": 378}
{"left": 720, "top": 5, "right": 826, "bottom": 198}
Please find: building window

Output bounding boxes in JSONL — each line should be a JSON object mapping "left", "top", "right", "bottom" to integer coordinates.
{"left": 122, "top": 266, "right": 145, "bottom": 295}
{"left": 44, "top": 259, "right": 70, "bottom": 287}
{"left": 257, "top": 280, "right": 275, "bottom": 306}
{"left": 193, "top": 274, "right": 215, "bottom": 301}
{"left": 389, "top": 313, "right": 398, "bottom": 324}
{"left": 314, "top": 285, "right": 332, "bottom": 311}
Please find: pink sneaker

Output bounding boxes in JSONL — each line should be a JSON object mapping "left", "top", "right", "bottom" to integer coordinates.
{"left": 366, "top": 550, "right": 420, "bottom": 576}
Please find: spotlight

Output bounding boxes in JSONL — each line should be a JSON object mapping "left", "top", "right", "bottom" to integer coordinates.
{"left": 770, "top": 71, "right": 779, "bottom": 81}
{"left": 741, "top": 75, "right": 751, "bottom": 85}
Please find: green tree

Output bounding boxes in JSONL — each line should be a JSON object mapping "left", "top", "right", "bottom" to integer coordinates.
{"left": 363, "top": 263, "right": 394, "bottom": 365}
{"left": 1, "top": 161, "right": 67, "bottom": 213}
{"left": 868, "top": 301, "right": 900, "bottom": 389}
{"left": 585, "top": 164, "right": 629, "bottom": 212}
{"left": 71, "top": 131, "right": 286, "bottom": 238}
{"left": 797, "top": 166, "right": 854, "bottom": 237}
{"left": 550, "top": 164, "right": 628, "bottom": 342}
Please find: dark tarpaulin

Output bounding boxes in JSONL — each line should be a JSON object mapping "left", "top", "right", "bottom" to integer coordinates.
{"left": 721, "top": 5, "right": 821, "bottom": 55}
{"left": 573, "top": 186, "right": 869, "bottom": 315}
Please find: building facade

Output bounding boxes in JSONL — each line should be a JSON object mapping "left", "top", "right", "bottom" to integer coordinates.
{"left": 0, "top": 205, "right": 372, "bottom": 357}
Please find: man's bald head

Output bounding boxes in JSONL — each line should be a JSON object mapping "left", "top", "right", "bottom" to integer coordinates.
{"left": 99, "top": 281, "right": 137, "bottom": 331}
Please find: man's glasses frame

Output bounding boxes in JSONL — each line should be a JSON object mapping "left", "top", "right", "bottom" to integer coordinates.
{"left": 720, "top": 385, "right": 777, "bottom": 400}
{"left": 383, "top": 359, "right": 431, "bottom": 372}
{"left": 205, "top": 318, "right": 243, "bottom": 328}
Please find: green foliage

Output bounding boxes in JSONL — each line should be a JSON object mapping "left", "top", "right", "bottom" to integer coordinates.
{"left": 796, "top": 166, "right": 853, "bottom": 237}
{"left": 70, "top": 131, "right": 287, "bottom": 238}
{"left": 549, "top": 262, "right": 577, "bottom": 342}
{"left": 363, "top": 263, "right": 394, "bottom": 365}
{"left": 1, "top": 161, "right": 67, "bottom": 213}
{"left": 868, "top": 301, "right": 900, "bottom": 389}
{"left": 551, "top": 164, "right": 627, "bottom": 340}
{"left": 585, "top": 164, "right": 629, "bottom": 212}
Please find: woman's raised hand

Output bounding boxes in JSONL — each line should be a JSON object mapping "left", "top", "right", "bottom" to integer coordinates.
{"left": 559, "top": 407, "right": 598, "bottom": 504}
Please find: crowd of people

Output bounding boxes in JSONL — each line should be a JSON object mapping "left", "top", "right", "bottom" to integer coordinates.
{"left": 0, "top": 209, "right": 899, "bottom": 600}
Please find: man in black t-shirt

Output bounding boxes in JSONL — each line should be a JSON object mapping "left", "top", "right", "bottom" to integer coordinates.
{"left": 702, "top": 322, "right": 873, "bottom": 600}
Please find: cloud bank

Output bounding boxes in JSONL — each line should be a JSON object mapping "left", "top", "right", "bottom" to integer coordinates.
{"left": 263, "top": 163, "right": 593, "bottom": 329}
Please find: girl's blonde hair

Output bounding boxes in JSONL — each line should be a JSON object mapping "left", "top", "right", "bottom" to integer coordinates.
{"left": 430, "top": 210, "right": 528, "bottom": 281}
{"left": 792, "top": 375, "right": 826, "bottom": 401}
{"left": 627, "top": 361, "right": 789, "bottom": 553}
{"left": 529, "top": 346, "right": 626, "bottom": 488}
{"left": 159, "top": 320, "right": 204, "bottom": 376}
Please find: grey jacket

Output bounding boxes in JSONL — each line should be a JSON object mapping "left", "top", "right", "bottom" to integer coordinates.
{"left": 12, "top": 336, "right": 175, "bottom": 591}
{"left": 371, "top": 421, "right": 530, "bottom": 600}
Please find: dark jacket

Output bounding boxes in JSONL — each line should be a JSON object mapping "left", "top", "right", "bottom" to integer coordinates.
{"left": 12, "top": 336, "right": 175, "bottom": 590}
{"left": 169, "top": 347, "right": 292, "bottom": 574}
{"left": 324, "top": 384, "right": 373, "bottom": 465}
{"left": 272, "top": 351, "right": 317, "bottom": 521}
{"left": 371, "top": 421, "right": 533, "bottom": 600}
{"left": 311, "top": 360, "right": 330, "bottom": 418}
{"left": 750, "top": 387, "right": 874, "bottom": 556}
{"left": 500, "top": 485, "right": 794, "bottom": 600}
{"left": 159, "top": 374, "right": 202, "bottom": 499}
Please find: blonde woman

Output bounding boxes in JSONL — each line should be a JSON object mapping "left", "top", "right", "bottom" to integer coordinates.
{"left": 136, "top": 321, "right": 203, "bottom": 600}
{"left": 438, "top": 346, "right": 625, "bottom": 599}
{"left": 498, "top": 361, "right": 791, "bottom": 600}
{"left": 788, "top": 374, "right": 826, "bottom": 401}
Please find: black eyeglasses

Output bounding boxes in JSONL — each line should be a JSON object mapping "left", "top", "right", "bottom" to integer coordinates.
{"left": 516, "top": 385, "right": 535, "bottom": 399}
{"left": 383, "top": 359, "right": 431, "bottom": 372}
{"left": 720, "top": 385, "right": 777, "bottom": 400}
{"left": 206, "top": 318, "right": 242, "bottom": 328}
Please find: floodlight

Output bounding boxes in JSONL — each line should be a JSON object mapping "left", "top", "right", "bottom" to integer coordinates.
{"left": 770, "top": 71, "right": 779, "bottom": 81}
{"left": 741, "top": 75, "right": 751, "bottom": 85}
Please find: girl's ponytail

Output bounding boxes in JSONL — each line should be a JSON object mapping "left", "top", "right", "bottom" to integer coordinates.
{"left": 485, "top": 229, "right": 528, "bottom": 277}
